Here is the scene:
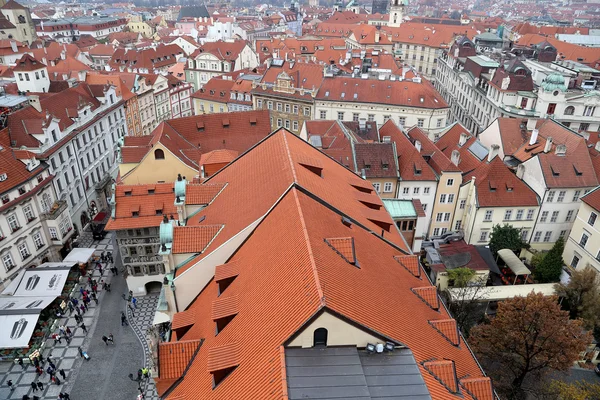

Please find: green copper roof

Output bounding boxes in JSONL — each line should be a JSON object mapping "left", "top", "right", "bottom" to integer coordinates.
{"left": 382, "top": 199, "right": 416, "bottom": 219}
{"left": 541, "top": 72, "right": 566, "bottom": 92}
{"left": 174, "top": 177, "right": 187, "bottom": 199}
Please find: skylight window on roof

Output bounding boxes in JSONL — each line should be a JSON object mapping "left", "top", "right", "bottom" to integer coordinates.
{"left": 353, "top": 93, "right": 358, "bottom": 99}
{"left": 341, "top": 92, "right": 345, "bottom": 98}
{"left": 573, "top": 164, "right": 582, "bottom": 176}
{"left": 489, "top": 181, "right": 497, "bottom": 191}
{"left": 325, "top": 91, "right": 329, "bottom": 97}
{"left": 551, "top": 165, "right": 560, "bottom": 176}
{"left": 309, "top": 135, "right": 322, "bottom": 148}
{"left": 413, "top": 163, "right": 422, "bottom": 175}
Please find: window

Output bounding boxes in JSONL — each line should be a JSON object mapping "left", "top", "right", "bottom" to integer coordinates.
{"left": 304, "top": 108, "right": 310, "bottom": 116}
{"left": 433, "top": 228, "right": 440, "bottom": 236}
{"left": 516, "top": 209, "right": 524, "bottom": 220}
{"left": 584, "top": 106, "right": 596, "bottom": 117}
{"left": 33, "top": 232, "right": 44, "bottom": 249}
{"left": 337, "top": 112, "right": 344, "bottom": 121}
{"left": 24, "top": 205, "right": 35, "bottom": 222}
{"left": 459, "top": 200, "right": 466, "bottom": 209}
{"left": 573, "top": 190, "right": 581, "bottom": 202}
{"left": 439, "top": 194, "right": 447, "bottom": 203}
{"left": 367, "top": 114, "right": 375, "bottom": 122}
{"left": 571, "top": 254, "right": 580, "bottom": 269}
{"left": 18, "top": 242, "right": 29, "bottom": 260}
{"left": 444, "top": 212, "right": 451, "bottom": 222}
{"left": 455, "top": 220, "right": 462, "bottom": 230}
{"left": 479, "top": 231, "right": 488, "bottom": 242}
{"left": 557, "top": 191, "right": 566, "bottom": 202}
{"left": 447, "top": 194, "right": 454, "bottom": 203}
{"left": 293, "top": 121, "right": 298, "bottom": 131}
{"left": 580, "top": 232, "right": 589, "bottom": 247}
{"left": 41, "top": 193, "right": 52, "bottom": 213}
{"left": 436, "top": 213, "right": 443, "bottom": 222}
{"left": 436, "top": 118, "right": 443, "bottom": 128}
{"left": 533, "top": 231, "right": 542, "bottom": 242}
{"left": 276, "top": 103, "right": 282, "bottom": 112}
{"left": 422, "top": 204, "right": 427, "bottom": 211}
{"left": 504, "top": 210, "right": 512, "bottom": 220}
{"left": 277, "top": 119, "right": 282, "bottom": 127}
{"left": 49, "top": 227, "right": 58, "bottom": 240}
{"left": 559, "top": 230, "right": 567, "bottom": 239}
{"left": 398, "top": 117, "right": 406, "bottom": 127}
{"left": 550, "top": 210, "right": 560, "bottom": 223}
{"left": 384, "top": 182, "right": 393, "bottom": 193}
{"left": 520, "top": 230, "right": 529, "bottom": 241}
{"left": 284, "top": 120, "right": 290, "bottom": 129}
{"left": 285, "top": 104, "right": 290, "bottom": 113}
{"left": 267, "top": 101, "right": 273, "bottom": 110}
{"left": 446, "top": 178, "right": 454, "bottom": 186}
{"left": 319, "top": 111, "right": 326, "bottom": 119}
{"left": 527, "top": 209, "right": 535, "bottom": 220}
{"left": 417, "top": 119, "right": 425, "bottom": 128}
{"left": 413, "top": 187, "right": 420, "bottom": 194}
{"left": 484, "top": 210, "right": 493, "bottom": 221}
{"left": 566, "top": 210, "right": 574, "bottom": 222}
{"left": 424, "top": 187, "right": 430, "bottom": 194}
{"left": 403, "top": 187, "right": 409, "bottom": 195}
{"left": 8, "top": 214, "right": 19, "bottom": 232}
{"left": 540, "top": 211, "right": 549, "bottom": 223}
{"left": 585, "top": 213, "right": 599, "bottom": 229}
{"left": 293, "top": 105, "right": 299, "bottom": 114}
{"left": 547, "top": 191, "right": 555, "bottom": 202}
{"left": 373, "top": 183, "right": 381, "bottom": 193}
{"left": 2, "top": 253, "right": 14, "bottom": 271}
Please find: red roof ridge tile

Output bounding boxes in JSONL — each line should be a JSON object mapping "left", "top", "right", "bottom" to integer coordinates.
{"left": 411, "top": 286, "right": 440, "bottom": 310}
{"left": 423, "top": 359, "right": 459, "bottom": 394}
{"left": 429, "top": 319, "right": 460, "bottom": 346}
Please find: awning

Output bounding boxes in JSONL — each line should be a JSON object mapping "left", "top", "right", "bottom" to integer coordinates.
{"left": 497, "top": 249, "right": 531, "bottom": 276}
{"left": 446, "top": 283, "right": 557, "bottom": 303}
{"left": 93, "top": 212, "right": 107, "bottom": 222}
{"left": 153, "top": 311, "right": 170, "bottom": 325}
{"left": 0, "top": 264, "right": 72, "bottom": 349}
{"left": 63, "top": 248, "right": 96, "bottom": 264}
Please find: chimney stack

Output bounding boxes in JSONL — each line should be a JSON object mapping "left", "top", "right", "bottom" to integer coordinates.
{"left": 555, "top": 144, "right": 567, "bottom": 155}
{"left": 451, "top": 150, "right": 460, "bottom": 166}
{"left": 28, "top": 95, "right": 41, "bottom": 113}
{"left": 459, "top": 132, "right": 468, "bottom": 146}
{"left": 529, "top": 129, "right": 539, "bottom": 145}
{"left": 516, "top": 164, "right": 525, "bottom": 179}
{"left": 10, "top": 40, "right": 17, "bottom": 53}
{"left": 544, "top": 137, "right": 553, "bottom": 153}
{"left": 415, "top": 140, "right": 421, "bottom": 153}
{"left": 595, "top": 141, "right": 600, "bottom": 152}
{"left": 526, "top": 118, "right": 537, "bottom": 131}
{"left": 488, "top": 144, "right": 500, "bottom": 162}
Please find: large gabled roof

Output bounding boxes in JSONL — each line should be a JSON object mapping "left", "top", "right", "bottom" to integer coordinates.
{"left": 161, "top": 150, "right": 491, "bottom": 398}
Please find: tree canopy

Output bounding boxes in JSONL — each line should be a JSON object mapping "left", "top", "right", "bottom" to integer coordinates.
{"left": 446, "top": 267, "right": 486, "bottom": 337}
{"left": 535, "top": 237, "right": 565, "bottom": 283}
{"left": 469, "top": 292, "right": 591, "bottom": 400}
{"left": 549, "top": 380, "right": 600, "bottom": 400}
{"left": 488, "top": 224, "right": 527, "bottom": 257}
{"left": 555, "top": 265, "right": 600, "bottom": 340}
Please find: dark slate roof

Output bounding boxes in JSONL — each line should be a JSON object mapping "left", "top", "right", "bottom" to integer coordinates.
{"left": 177, "top": 5, "right": 209, "bottom": 21}
{"left": 285, "top": 346, "right": 431, "bottom": 399}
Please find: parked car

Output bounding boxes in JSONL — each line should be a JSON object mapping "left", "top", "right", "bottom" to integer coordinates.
{"left": 422, "top": 231, "right": 464, "bottom": 247}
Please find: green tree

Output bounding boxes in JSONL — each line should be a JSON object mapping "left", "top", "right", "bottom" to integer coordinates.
{"left": 535, "top": 237, "right": 565, "bottom": 283}
{"left": 470, "top": 293, "right": 591, "bottom": 400}
{"left": 530, "top": 251, "right": 545, "bottom": 270}
{"left": 555, "top": 265, "right": 600, "bottom": 339}
{"left": 549, "top": 380, "right": 600, "bottom": 400}
{"left": 446, "top": 267, "right": 487, "bottom": 337}
{"left": 488, "top": 224, "right": 527, "bottom": 257}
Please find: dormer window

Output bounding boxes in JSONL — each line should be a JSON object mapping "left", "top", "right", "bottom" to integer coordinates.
{"left": 124, "top": 190, "right": 132, "bottom": 196}
{"left": 0, "top": 173, "right": 6, "bottom": 182}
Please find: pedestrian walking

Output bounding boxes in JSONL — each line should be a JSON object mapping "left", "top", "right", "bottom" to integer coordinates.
{"left": 121, "top": 311, "right": 128, "bottom": 326}
{"left": 108, "top": 333, "right": 114, "bottom": 344}
{"left": 65, "top": 326, "right": 72, "bottom": 337}
{"left": 137, "top": 369, "right": 143, "bottom": 381}
{"left": 98, "top": 265, "right": 103, "bottom": 276}
{"left": 59, "top": 325, "right": 66, "bottom": 336}
{"left": 46, "top": 355, "right": 52, "bottom": 364}
{"left": 78, "top": 347, "right": 84, "bottom": 358}
{"left": 132, "top": 297, "right": 138, "bottom": 308}
{"left": 52, "top": 333, "right": 62, "bottom": 345}
{"left": 7, "top": 379, "right": 14, "bottom": 390}
{"left": 79, "top": 304, "right": 86, "bottom": 314}
{"left": 33, "top": 356, "right": 39, "bottom": 368}
{"left": 79, "top": 287, "right": 85, "bottom": 296}
{"left": 31, "top": 381, "right": 38, "bottom": 391}
{"left": 37, "top": 381, "right": 43, "bottom": 390}
{"left": 52, "top": 375, "right": 61, "bottom": 385}
{"left": 102, "top": 335, "right": 108, "bottom": 345}
{"left": 22, "top": 395, "right": 30, "bottom": 400}
{"left": 91, "top": 285, "right": 97, "bottom": 295}
{"left": 32, "top": 396, "right": 40, "bottom": 400}
{"left": 49, "top": 361, "right": 56, "bottom": 370}
{"left": 129, "top": 304, "right": 135, "bottom": 317}
{"left": 47, "top": 366, "right": 54, "bottom": 377}
{"left": 80, "top": 322, "right": 87, "bottom": 333}
{"left": 17, "top": 357, "right": 25, "bottom": 369}
{"left": 35, "top": 366, "right": 43, "bottom": 376}
{"left": 36, "top": 355, "right": 43, "bottom": 366}
{"left": 67, "top": 302, "right": 74, "bottom": 313}
{"left": 92, "top": 292, "right": 98, "bottom": 305}
{"left": 58, "top": 394, "right": 64, "bottom": 400}
{"left": 59, "top": 369, "right": 66, "bottom": 380}
{"left": 63, "top": 393, "right": 71, "bottom": 400}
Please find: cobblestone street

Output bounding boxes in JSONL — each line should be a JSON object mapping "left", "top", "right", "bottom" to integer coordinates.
{"left": 0, "top": 230, "right": 160, "bottom": 400}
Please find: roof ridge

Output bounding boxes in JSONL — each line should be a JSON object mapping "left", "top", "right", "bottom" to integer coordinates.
{"left": 291, "top": 188, "right": 325, "bottom": 306}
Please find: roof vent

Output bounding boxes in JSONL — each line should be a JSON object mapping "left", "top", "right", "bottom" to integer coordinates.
{"left": 222, "top": 119, "right": 230, "bottom": 127}
{"left": 196, "top": 122, "right": 205, "bottom": 131}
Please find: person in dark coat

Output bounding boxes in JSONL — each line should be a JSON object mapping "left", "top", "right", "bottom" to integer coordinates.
{"left": 30, "top": 381, "right": 37, "bottom": 391}
{"left": 37, "top": 381, "right": 43, "bottom": 390}
{"left": 59, "top": 369, "right": 66, "bottom": 380}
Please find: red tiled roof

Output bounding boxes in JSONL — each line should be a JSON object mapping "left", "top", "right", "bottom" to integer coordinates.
{"left": 171, "top": 309, "right": 196, "bottom": 330}
{"left": 158, "top": 339, "right": 202, "bottom": 379}
{"left": 429, "top": 319, "right": 460, "bottom": 346}
{"left": 199, "top": 149, "right": 238, "bottom": 166}
{"left": 423, "top": 360, "right": 459, "bottom": 393}
{"left": 186, "top": 183, "right": 226, "bottom": 205}
{"left": 206, "top": 342, "right": 240, "bottom": 372}
{"left": 394, "top": 255, "right": 421, "bottom": 277}
{"left": 435, "top": 123, "right": 482, "bottom": 176}
{"left": 303, "top": 120, "right": 362, "bottom": 170}
{"left": 412, "top": 286, "right": 440, "bottom": 310}
{"left": 252, "top": 60, "right": 324, "bottom": 101}
{"left": 211, "top": 295, "right": 239, "bottom": 320}
{"left": 12, "top": 54, "right": 45, "bottom": 72}
{"left": 316, "top": 76, "right": 448, "bottom": 109}
{"left": 110, "top": 44, "right": 183, "bottom": 71}
{"left": 325, "top": 237, "right": 356, "bottom": 263}
{"left": 353, "top": 142, "right": 398, "bottom": 178}
{"left": 171, "top": 225, "right": 222, "bottom": 254}
{"left": 461, "top": 377, "right": 494, "bottom": 400}
{"left": 189, "top": 40, "right": 248, "bottom": 62}
{"left": 407, "top": 127, "right": 460, "bottom": 174}
{"left": 214, "top": 261, "right": 240, "bottom": 282}
{"left": 383, "top": 22, "right": 479, "bottom": 48}
{"left": 582, "top": 186, "right": 600, "bottom": 211}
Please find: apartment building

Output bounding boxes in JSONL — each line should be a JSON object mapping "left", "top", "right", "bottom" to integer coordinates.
{"left": 0, "top": 144, "right": 74, "bottom": 290}
{"left": 252, "top": 60, "right": 323, "bottom": 134}
{"left": 167, "top": 76, "right": 193, "bottom": 119}
{"left": 563, "top": 187, "right": 600, "bottom": 273}
{"left": 192, "top": 75, "right": 257, "bottom": 115}
{"left": 185, "top": 40, "right": 259, "bottom": 91}
{"left": 36, "top": 16, "right": 127, "bottom": 41}
{"left": 6, "top": 83, "right": 127, "bottom": 231}
{"left": 0, "top": 0, "right": 36, "bottom": 45}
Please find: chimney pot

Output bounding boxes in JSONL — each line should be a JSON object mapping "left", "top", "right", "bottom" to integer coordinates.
{"left": 544, "top": 137, "right": 553, "bottom": 153}
{"left": 415, "top": 140, "right": 421, "bottom": 153}
{"left": 459, "top": 132, "right": 468, "bottom": 146}
{"left": 451, "top": 150, "right": 460, "bottom": 166}
{"left": 529, "top": 129, "right": 539, "bottom": 145}
{"left": 488, "top": 144, "right": 500, "bottom": 162}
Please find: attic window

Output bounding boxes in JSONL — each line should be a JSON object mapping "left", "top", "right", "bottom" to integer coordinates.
{"left": 212, "top": 295, "right": 238, "bottom": 334}
{"left": 124, "top": 190, "right": 132, "bottom": 196}
{"left": 413, "top": 163, "right": 421, "bottom": 175}
{"left": 215, "top": 261, "right": 239, "bottom": 295}
{"left": 148, "top": 189, "right": 155, "bottom": 194}
{"left": 324, "top": 237, "right": 359, "bottom": 267}
{"left": 506, "top": 183, "right": 513, "bottom": 192}
{"left": 197, "top": 122, "right": 205, "bottom": 131}
{"left": 249, "top": 117, "right": 257, "bottom": 126}
{"left": 0, "top": 173, "right": 6, "bottom": 182}
{"left": 489, "top": 180, "right": 497, "bottom": 191}
{"left": 222, "top": 119, "right": 230, "bottom": 128}
{"left": 573, "top": 165, "right": 582, "bottom": 176}
{"left": 208, "top": 343, "right": 240, "bottom": 389}
{"left": 382, "top": 162, "right": 389, "bottom": 170}
{"left": 550, "top": 165, "right": 560, "bottom": 176}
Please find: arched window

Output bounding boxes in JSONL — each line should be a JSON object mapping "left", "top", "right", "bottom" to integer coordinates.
{"left": 313, "top": 328, "right": 328, "bottom": 347}
{"left": 564, "top": 106, "right": 575, "bottom": 115}
{"left": 154, "top": 149, "right": 165, "bottom": 160}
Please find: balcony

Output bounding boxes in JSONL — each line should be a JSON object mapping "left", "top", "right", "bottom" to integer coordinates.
{"left": 41, "top": 200, "right": 68, "bottom": 221}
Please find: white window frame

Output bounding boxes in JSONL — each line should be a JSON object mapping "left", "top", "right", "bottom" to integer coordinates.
{"left": 383, "top": 182, "right": 393, "bottom": 193}
{"left": 479, "top": 231, "right": 488, "bottom": 242}
{"left": 1, "top": 253, "right": 14, "bottom": 271}
{"left": 33, "top": 232, "right": 44, "bottom": 249}
{"left": 484, "top": 210, "right": 493, "bottom": 221}
{"left": 17, "top": 242, "right": 29, "bottom": 260}
{"left": 49, "top": 227, "right": 59, "bottom": 240}
{"left": 373, "top": 183, "right": 381, "bottom": 193}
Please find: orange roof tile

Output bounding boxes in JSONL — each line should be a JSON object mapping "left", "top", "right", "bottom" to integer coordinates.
{"left": 461, "top": 377, "right": 494, "bottom": 400}
{"left": 207, "top": 342, "right": 240, "bottom": 372}
{"left": 172, "top": 225, "right": 223, "bottom": 254}
{"left": 186, "top": 183, "right": 226, "bottom": 205}
{"left": 423, "top": 360, "right": 459, "bottom": 393}
{"left": 214, "top": 261, "right": 240, "bottom": 282}
{"left": 171, "top": 309, "right": 196, "bottom": 330}
{"left": 199, "top": 149, "right": 239, "bottom": 166}
{"left": 429, "top": 319, "right": 460, "bottom": 346}
{"left": 412, "top": 286, "right": 440, "bottom": 310}
{"left": 324, "top": 237, "right": 356, "bottom": 264}
{"left": 158, "top": 339, "right": 202, "bottom": 379}
{"left": 394, "top": 255, "right": 421, "bottom": 277}
{"left": 211, "top": 295, "right": 239, "bottom": 320}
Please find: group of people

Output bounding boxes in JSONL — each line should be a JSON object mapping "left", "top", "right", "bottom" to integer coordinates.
{"left": 7, "top": 354, "right": 72, "bottom": 399}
